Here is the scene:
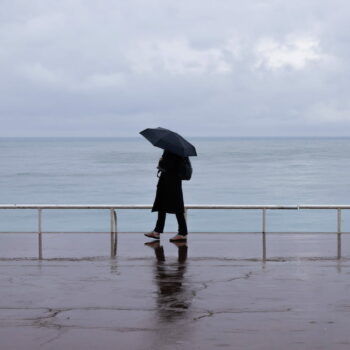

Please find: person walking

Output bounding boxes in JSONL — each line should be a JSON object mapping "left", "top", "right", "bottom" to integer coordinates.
{"left": 139, "top": 127, "right": 196, "bottom": 242}
{"left": 145, "top": 150, "right": 188, "bottom": 242}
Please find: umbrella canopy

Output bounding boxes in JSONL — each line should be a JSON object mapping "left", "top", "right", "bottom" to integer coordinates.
{"left": 140, "top": 127, "right": 197, "bottom": 157}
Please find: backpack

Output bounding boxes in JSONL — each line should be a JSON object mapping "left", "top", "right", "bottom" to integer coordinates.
{"left": 179, "top": 157, "right": 192, "bottom": 181}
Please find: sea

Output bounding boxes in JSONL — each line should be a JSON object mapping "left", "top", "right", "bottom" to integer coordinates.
{"left": 1, "top": 137, "right": 350, "bottom": 233}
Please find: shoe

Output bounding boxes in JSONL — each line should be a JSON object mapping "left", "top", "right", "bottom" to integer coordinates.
{"left": 144, "top": 231, "right": 160, "bottom": 240}
{"left": 169, "top": 234, "right": 187, "bottom": 242}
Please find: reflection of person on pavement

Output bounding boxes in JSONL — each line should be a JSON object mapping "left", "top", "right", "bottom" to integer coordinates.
{"left": 145, "top": 241, "right": 189, "bottom": 322}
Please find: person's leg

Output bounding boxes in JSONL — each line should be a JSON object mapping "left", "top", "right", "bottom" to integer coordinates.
{"left": 154, "top": 211, "right": 166, "bottom": 233}
{"left": 175, "top": 212, "right": 188, "bottom": 236}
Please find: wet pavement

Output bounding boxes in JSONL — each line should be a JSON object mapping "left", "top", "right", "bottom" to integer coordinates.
{"left": 1, "top": 232, "right": 350, "bottom": 349}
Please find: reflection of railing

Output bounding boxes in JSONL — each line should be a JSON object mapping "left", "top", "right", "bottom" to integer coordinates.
{"left": 0, "top": 204, "right": 349, "bottom": 259}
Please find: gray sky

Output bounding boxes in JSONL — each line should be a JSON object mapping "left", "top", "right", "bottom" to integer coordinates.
{"left": 1, "top": 0, "right": 349, "bottom": 137}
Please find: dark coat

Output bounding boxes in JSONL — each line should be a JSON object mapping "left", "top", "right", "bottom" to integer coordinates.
{"left": 152, "top": 151, "right": 185, "bottom": 214}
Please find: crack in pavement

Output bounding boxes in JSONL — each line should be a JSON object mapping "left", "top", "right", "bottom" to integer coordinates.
{"left": 34, "top": 308, "right": 67, "bottom": 327}
{"left": 33, "top": 323, "right": 157, "bottom": 333}
{"left": 193, "top": 307, "right": 292, "bottom": 321}
{"left": 39, "top": 328, "right": 68, "bottom": 347}
{"left": 0, "top": 306, "right": 156, "bottom": 313}
{"left": 0, "top": 306, "right": 160, "bottom": 334}
{"left": 219, "top": 271, "right": 253, "bottom": 283}
{"left": 0, "top": 306, "right": 158, "bottom": 327}
{"left": 191, "top": 271, "right": 254, "bottom": 293}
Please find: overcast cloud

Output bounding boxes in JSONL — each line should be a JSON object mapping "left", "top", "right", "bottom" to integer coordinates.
{"left": 0, "top": 0, "right": 349, "bottom": 136}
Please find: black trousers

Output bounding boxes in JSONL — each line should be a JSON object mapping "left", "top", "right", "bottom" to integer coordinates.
{"left": 154, "top": 211, "right": 188, "bottom": 236}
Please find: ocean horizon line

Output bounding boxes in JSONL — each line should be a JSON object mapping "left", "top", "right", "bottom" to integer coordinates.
{"left": 1, "top": 136, "right": 350, "bottom": 140}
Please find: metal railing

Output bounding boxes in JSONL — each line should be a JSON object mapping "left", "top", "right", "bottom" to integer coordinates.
{"left": 0, "top": 204, "right": 349, "bottom": 259}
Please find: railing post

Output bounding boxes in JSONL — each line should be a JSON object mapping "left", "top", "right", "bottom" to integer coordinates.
{"left": 262, "top": 232, "right": 266, "bottom": 261}
{"left": 114, "top": 210, "right": 117, "bottom": 233}
{"left": 110, "top": 209, "right": 117, "bottom": 258}
{"left": 262, "top": 208, "right": 266, "bottom": 233}
{"left": 184, "top": 209, "right": 188, "bottom": 222}
{"left": 337, "top": 208, "right": 342, "bottom": 234}
{"left": 337, "top": 208, "right": 342, "bottom": 260}
{"left": 38, "top": 209, "right": 42, "bottom": 260}
{"left": 113, "top": 210, "right": 117, "bottom": 257}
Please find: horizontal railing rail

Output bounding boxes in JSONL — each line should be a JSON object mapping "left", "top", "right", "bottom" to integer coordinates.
{"left": 0, "top": 204, "right": 349, "bottom": 259}
{"left": 0, "top": 204, "right": 298, "bottom": 209}
{"left": 2, "top": 203, "right": 350, "bottom": 209}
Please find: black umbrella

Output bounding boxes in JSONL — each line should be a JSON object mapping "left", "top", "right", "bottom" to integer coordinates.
{"left": 140, "top": 127, "right": 197, "bottom": 157}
